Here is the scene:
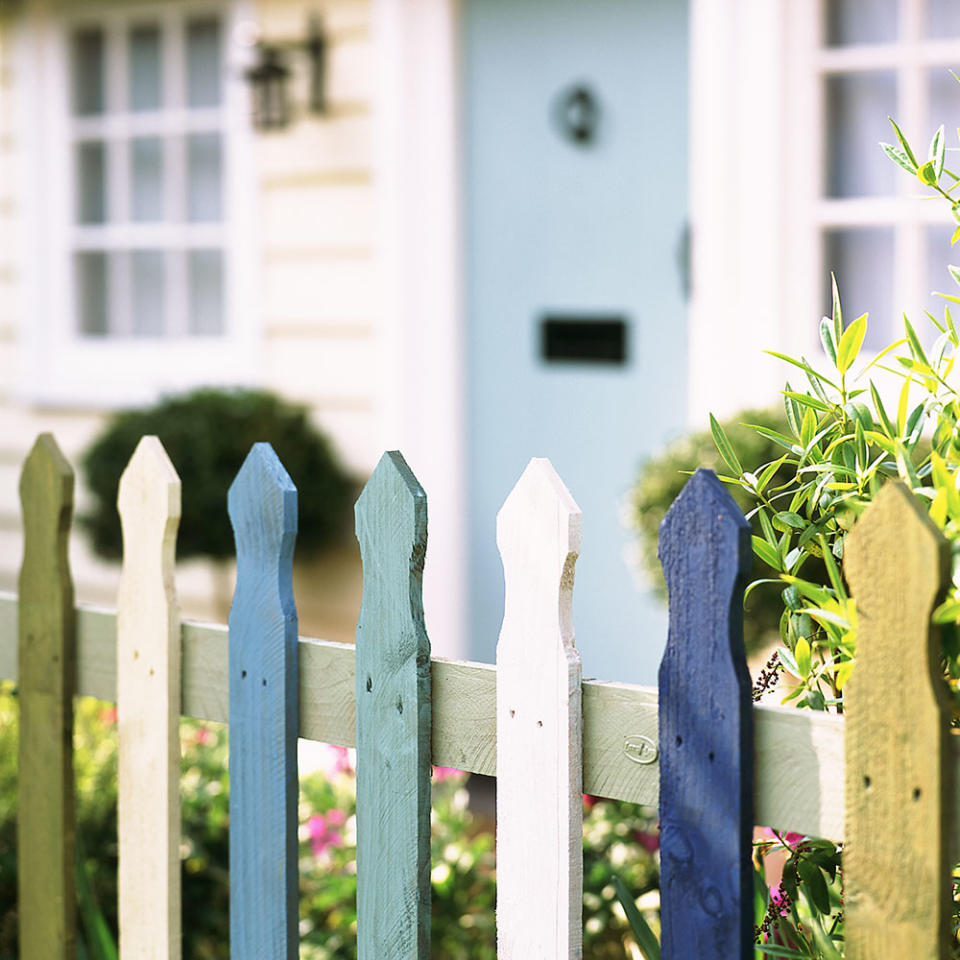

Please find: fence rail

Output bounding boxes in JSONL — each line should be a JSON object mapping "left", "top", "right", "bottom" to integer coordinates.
{"left": 3, "top": 432, "right": 959, "bottom": 958}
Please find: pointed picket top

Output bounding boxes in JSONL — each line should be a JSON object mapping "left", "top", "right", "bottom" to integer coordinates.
{"left": 843, "top": 481, "right": 952, "bottom": 960}
{"left": 496, "top": 458, "right": 583, "bottom": 959}
{"left": 496, "top": 456, "right": 582, "bottom": 655}
{"left": 355, "top": 450, "right": 431, "bottom": 960}
{"left": 18, "top": 433, "right": 77, "bottom": 960}
{"left": 657, "top": 468, "right": 753, "bottom": 960}
{"left": 228, "top": 443, "right": 299, "bottom": 960}
{"left": 116, "top": 436, "right": 182, "bottom": 959}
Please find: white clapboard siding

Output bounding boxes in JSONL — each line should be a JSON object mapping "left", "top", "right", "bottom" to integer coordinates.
{"left": 116, "top": 437, "right": 182, "bottom": 960}
{"left": 263, "top": 257, "right": 378, "bottom": 327}
{"left": 264, "top": 334, "right": 376, "bottom": 403}
{"left": 257, "top": 114, "right": 373, "bottom": 182}
{"left": 262, "top": 183, "right": 375, "bottom": 252}
{"left": 496, "top": 459, "right": 583, "bottom": 959}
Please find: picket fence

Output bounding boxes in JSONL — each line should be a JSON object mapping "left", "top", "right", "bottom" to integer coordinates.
{"left": 0, "top": 432, "right": 957, "bottom": 960}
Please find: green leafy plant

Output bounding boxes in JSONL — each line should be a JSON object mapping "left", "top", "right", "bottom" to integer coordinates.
{"left": 0, "top": 685, "right": 660, "bottom": 959}
{"left": 81, "top": 388, "right": 355, "bottom": 563}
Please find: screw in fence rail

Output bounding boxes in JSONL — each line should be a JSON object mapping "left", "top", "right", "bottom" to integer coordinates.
{"left": 496, "top": 458, "right": 583, "bottom": 960}
{"left": 843, "top": 481, "right": 952, "bottom": 960}
{"left": 116, "top": 436, "right": 182, "bottom": 960}
{"left": 354, "top": 451, "right": 431, "bottom": 960}
{"left": 227, "top": 443, "right": 300, "bottom": 960}
{"left": 17, "top": 433, "right": 77, "bottom": 960}
{"left": 657, "top": 468, "right": 753, "bottom": 960}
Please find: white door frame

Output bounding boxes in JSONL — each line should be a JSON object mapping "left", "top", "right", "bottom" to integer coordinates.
{"left": 372, "top": 0, "right": 467, "bottom": 659}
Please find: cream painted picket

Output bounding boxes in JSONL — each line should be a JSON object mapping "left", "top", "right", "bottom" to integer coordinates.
{"left": 2, "top": 432, "right": 959, "bottom": 959}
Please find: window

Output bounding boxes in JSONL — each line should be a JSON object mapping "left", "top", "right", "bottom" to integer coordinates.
{"left": 69, "top": 10, "right": 226, "bottom": 337}
{"left": 17, "top": 1, "right": 257, "bottom": 406}
{"left": 817, "top": 0, "right": 960, "bottom": 349}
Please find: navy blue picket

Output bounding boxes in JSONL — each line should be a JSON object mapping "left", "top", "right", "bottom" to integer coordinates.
{"left": 227, "top": 443, "right": 299, "bottom": 960}
{"left": 657, "top": 468, "right": 754, "bottom": 960}
{"left": 354, "top": 451, "right": 432, "bottom": 959}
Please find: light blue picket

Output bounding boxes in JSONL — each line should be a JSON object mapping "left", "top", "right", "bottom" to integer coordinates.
{"left": 657, "top": 468, "right": 754, "bottom": 960}
{"left": 355, "top": 451, "right": 432, "bottom": 959}
{"left": 227, "top": 443, "right": 299, "bottom": 960}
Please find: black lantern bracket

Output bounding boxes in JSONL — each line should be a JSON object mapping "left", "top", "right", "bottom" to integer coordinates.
{"left": 244, "top": 14, "right": 327, "bottom": 131}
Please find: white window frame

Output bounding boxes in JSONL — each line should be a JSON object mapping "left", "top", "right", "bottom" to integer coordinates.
{"left": 14, "top": 0, "right": 260, "bottom": 408}
{"left": 689, "top": 0, "right": 960, "bottom": 424}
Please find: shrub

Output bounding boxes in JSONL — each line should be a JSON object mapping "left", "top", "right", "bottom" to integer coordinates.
{"left": 81, "top": 388, "right": 355, "bottom": 563}
{"left": 625, "top": 408, "right": 826, "bottom": 657}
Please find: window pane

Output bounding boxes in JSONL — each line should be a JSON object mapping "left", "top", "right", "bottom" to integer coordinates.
{"left": 129, "top": 24, "right": 163, "bottom": 111}
{"left": 825, "top": 0, "right": 897, "bottom": 45}
{"left": 76, "top": 252, "right": 109, "bottom": 335}
{"left": 131, "top": 138, "right": 164, "bottom": 221}
{"left": 76, "top": 141, "right": 107, "bottom": 224}
{"left": 72, "top": 28, "right": 105, "bottom": 116}
{"left": 929, "top": 68, "right": 960, "bottom": 137}
{"left": 131, "top": 250, "right": 166, "bottom": 335}
{"left": 926, "top": 0, "right": 960, "bottom": 38}
{"left": 189, "top": 249, "right": 224, "bottom": 334}
{"left": 823, "top": 228, "right": 895, "bottom": 351}
{"left": 187, "top": 133, "right": 222, "bottom": 222}
{"left": 826, "top": 72, "right": 897, "bottom": 198}
{"left": 926, "top": 223, "right": 957, "bottom": 315}
{"left": 187, "top": 18, "right": 222, "bottom": 107}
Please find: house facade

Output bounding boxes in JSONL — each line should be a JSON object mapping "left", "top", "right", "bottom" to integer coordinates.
{"left": 0, "top": 0, "right": 957, "bottom": 683}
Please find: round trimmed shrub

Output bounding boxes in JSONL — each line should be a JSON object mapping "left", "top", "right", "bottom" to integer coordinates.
{"left": 81, "top": 388, "right": 355, "bottom": 562}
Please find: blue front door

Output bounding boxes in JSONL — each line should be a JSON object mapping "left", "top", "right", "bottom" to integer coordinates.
{"left": 463, "top": 0, "right": 689, "bottom": 683}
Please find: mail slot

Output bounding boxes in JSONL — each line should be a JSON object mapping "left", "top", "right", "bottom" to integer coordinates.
{"left": 540, "top": 316, "right": 628, "bottom": 365}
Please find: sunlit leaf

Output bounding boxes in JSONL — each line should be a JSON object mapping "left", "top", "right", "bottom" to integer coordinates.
{"left": 837, "top": 313, "right": 867, "bottom": 374}
{"left": 709, "top": 413, "right": 743, "bottom": 476}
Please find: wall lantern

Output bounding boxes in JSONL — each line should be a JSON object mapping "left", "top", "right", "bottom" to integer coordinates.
{"left": 245, "top": 15, "right": 326, "bottom": 131}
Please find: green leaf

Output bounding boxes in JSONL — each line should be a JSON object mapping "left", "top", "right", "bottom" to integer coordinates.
{"left": 747, "top": 424, "right": 800, "bottom": 453}
{"left": 783, "top": 381, "right": 802, "bottom": 437}
{"left": 889, "top": 116, "right": 919, "bottom": 167}
{"left": 855, "top": 337, "right": 908, "bottom": 378}
{"left": 819, "top": 535, "right": 848, "bottom": 601}
{"left": 869, "top": 381, "right": 894, "bottom": 436}
{"left": 881, "top": 141, "right": 918, "bottom": 174}
{"left": 931, "top": 124, "right": 946, "bottom": 180}
{"left": 752, "top": 536, "right": 781, "bottom": 570}
{"left": 918, "top": 159, "right": 939, "bottom": 186}
{"left": 612, "top": 876, "right": 660, "bottom": 960}
{"left": 782, "top": 390, "right": 831, "bottom": 413}
{"left": 897, "top": 375, "right": 911, "bottom": 435}
{"left": 800, "top": 407, "right": 817, "bottom": 448}
{"left": 775, "top": 511, "right": 807, "bottom": 529}
{"left": 797, "top": 859, "right": 832, "bottom": 917}
{"left": 836, "top": 313, "right": 868, "bottom": 375}
{"left": 795, "top": 635, "right": 811, "bottom": 678}
{"left": 903, "top": 315, "right": 930, "bottom": 366}
{"left": 820, "top": 315, "right": 838, "bottom": 366}
{"left": 709, "top": 413, "right": 743, "bottom": 477}
{"left": 764, "top": 351, "right": 840, "bottom": 391}
{"left": 830, "top": 273, "right": 843, "bottom": 344}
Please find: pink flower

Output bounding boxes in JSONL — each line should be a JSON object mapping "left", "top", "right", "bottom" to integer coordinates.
{"left": 99, "top": 706, "right": 117, "bottom": 725}
{"left": 432, "top": 766, "right": 462, "bottom": 782}
{"left": 582, "top": 794, "right": 598, "bottom": 810}
{"left": 317, "top": 744, "right": 353, "bottom": 778}
{"left": 769, "top": 885, "right": 790, "bottom": 917}
{"left": 193, "top": 726, "right": 212, "bottom": 745}
{"left": 308, "top": 809, "right": 345, "bottom": 857}
{"left": 634, "top": 830, "right": 660, "bottom": 853}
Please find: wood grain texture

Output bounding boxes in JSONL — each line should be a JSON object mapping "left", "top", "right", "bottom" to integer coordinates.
{"left": 843, "top": 481, "right": 952, "bottom": 960}
{"left": 116, "top": 437, "right": 182, "bottom": 960}
{"left": 7, "top": 596, "right": 960, "bottom": 847}
{"left": 16, "top": 434, "right": 77, "bottom": 960}
{"left": 227, "top": 444, "right": 299, "bottom": 960}
{"left": 354, "top": 451, "right": 431, "bottom": 960}
{"left": 657, "top": 469, "right": 753, "bottom": 960}
{"left": 496, "top": 458, "right": 583, "bottom": 959}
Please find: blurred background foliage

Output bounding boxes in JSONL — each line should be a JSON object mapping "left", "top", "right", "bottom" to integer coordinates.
{"left": 0, "top": 683, "right": 659, "bottom": 959}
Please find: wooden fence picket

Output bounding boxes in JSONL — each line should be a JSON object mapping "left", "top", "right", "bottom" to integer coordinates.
{"left": 227, "top": 443, "right": 300, "bottom": 960}
{"left": 354, "top": 451, "right": 432, "bottom": 960}
{"left": 117, "top": 436, "right": 182, "bottom": 960}
{"left": 657, "top": 468, "right": 753, "bottom": 960}
{"left": 17, "top": 433, "right": 77, "bottom": 960}
{"left": 843, "top": 481, "right": 952, "bottom": 960}
{"left": 496, "top": 458, "right": 583, "bottom": 960}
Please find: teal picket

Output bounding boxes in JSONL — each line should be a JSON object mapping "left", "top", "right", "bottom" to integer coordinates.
{"left": 658, "top": 468, "right": 754, "bottom": 959}
{"left": 354, "top": 451, "right": 432, "bottom": 959}
{"left": 227, "top": 443, "right": 299, "bottom": 959}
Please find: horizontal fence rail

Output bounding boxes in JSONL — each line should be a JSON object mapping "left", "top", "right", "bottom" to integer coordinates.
{"left": 5, "top": 590, "right": 960, "bottom": 853}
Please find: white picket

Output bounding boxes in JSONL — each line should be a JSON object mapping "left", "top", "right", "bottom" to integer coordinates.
{"left": 116, "top": 436, "right": 182, "bottom": 960}
{"left": 495, "top": 458, "right": 583, "bottom": 959}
